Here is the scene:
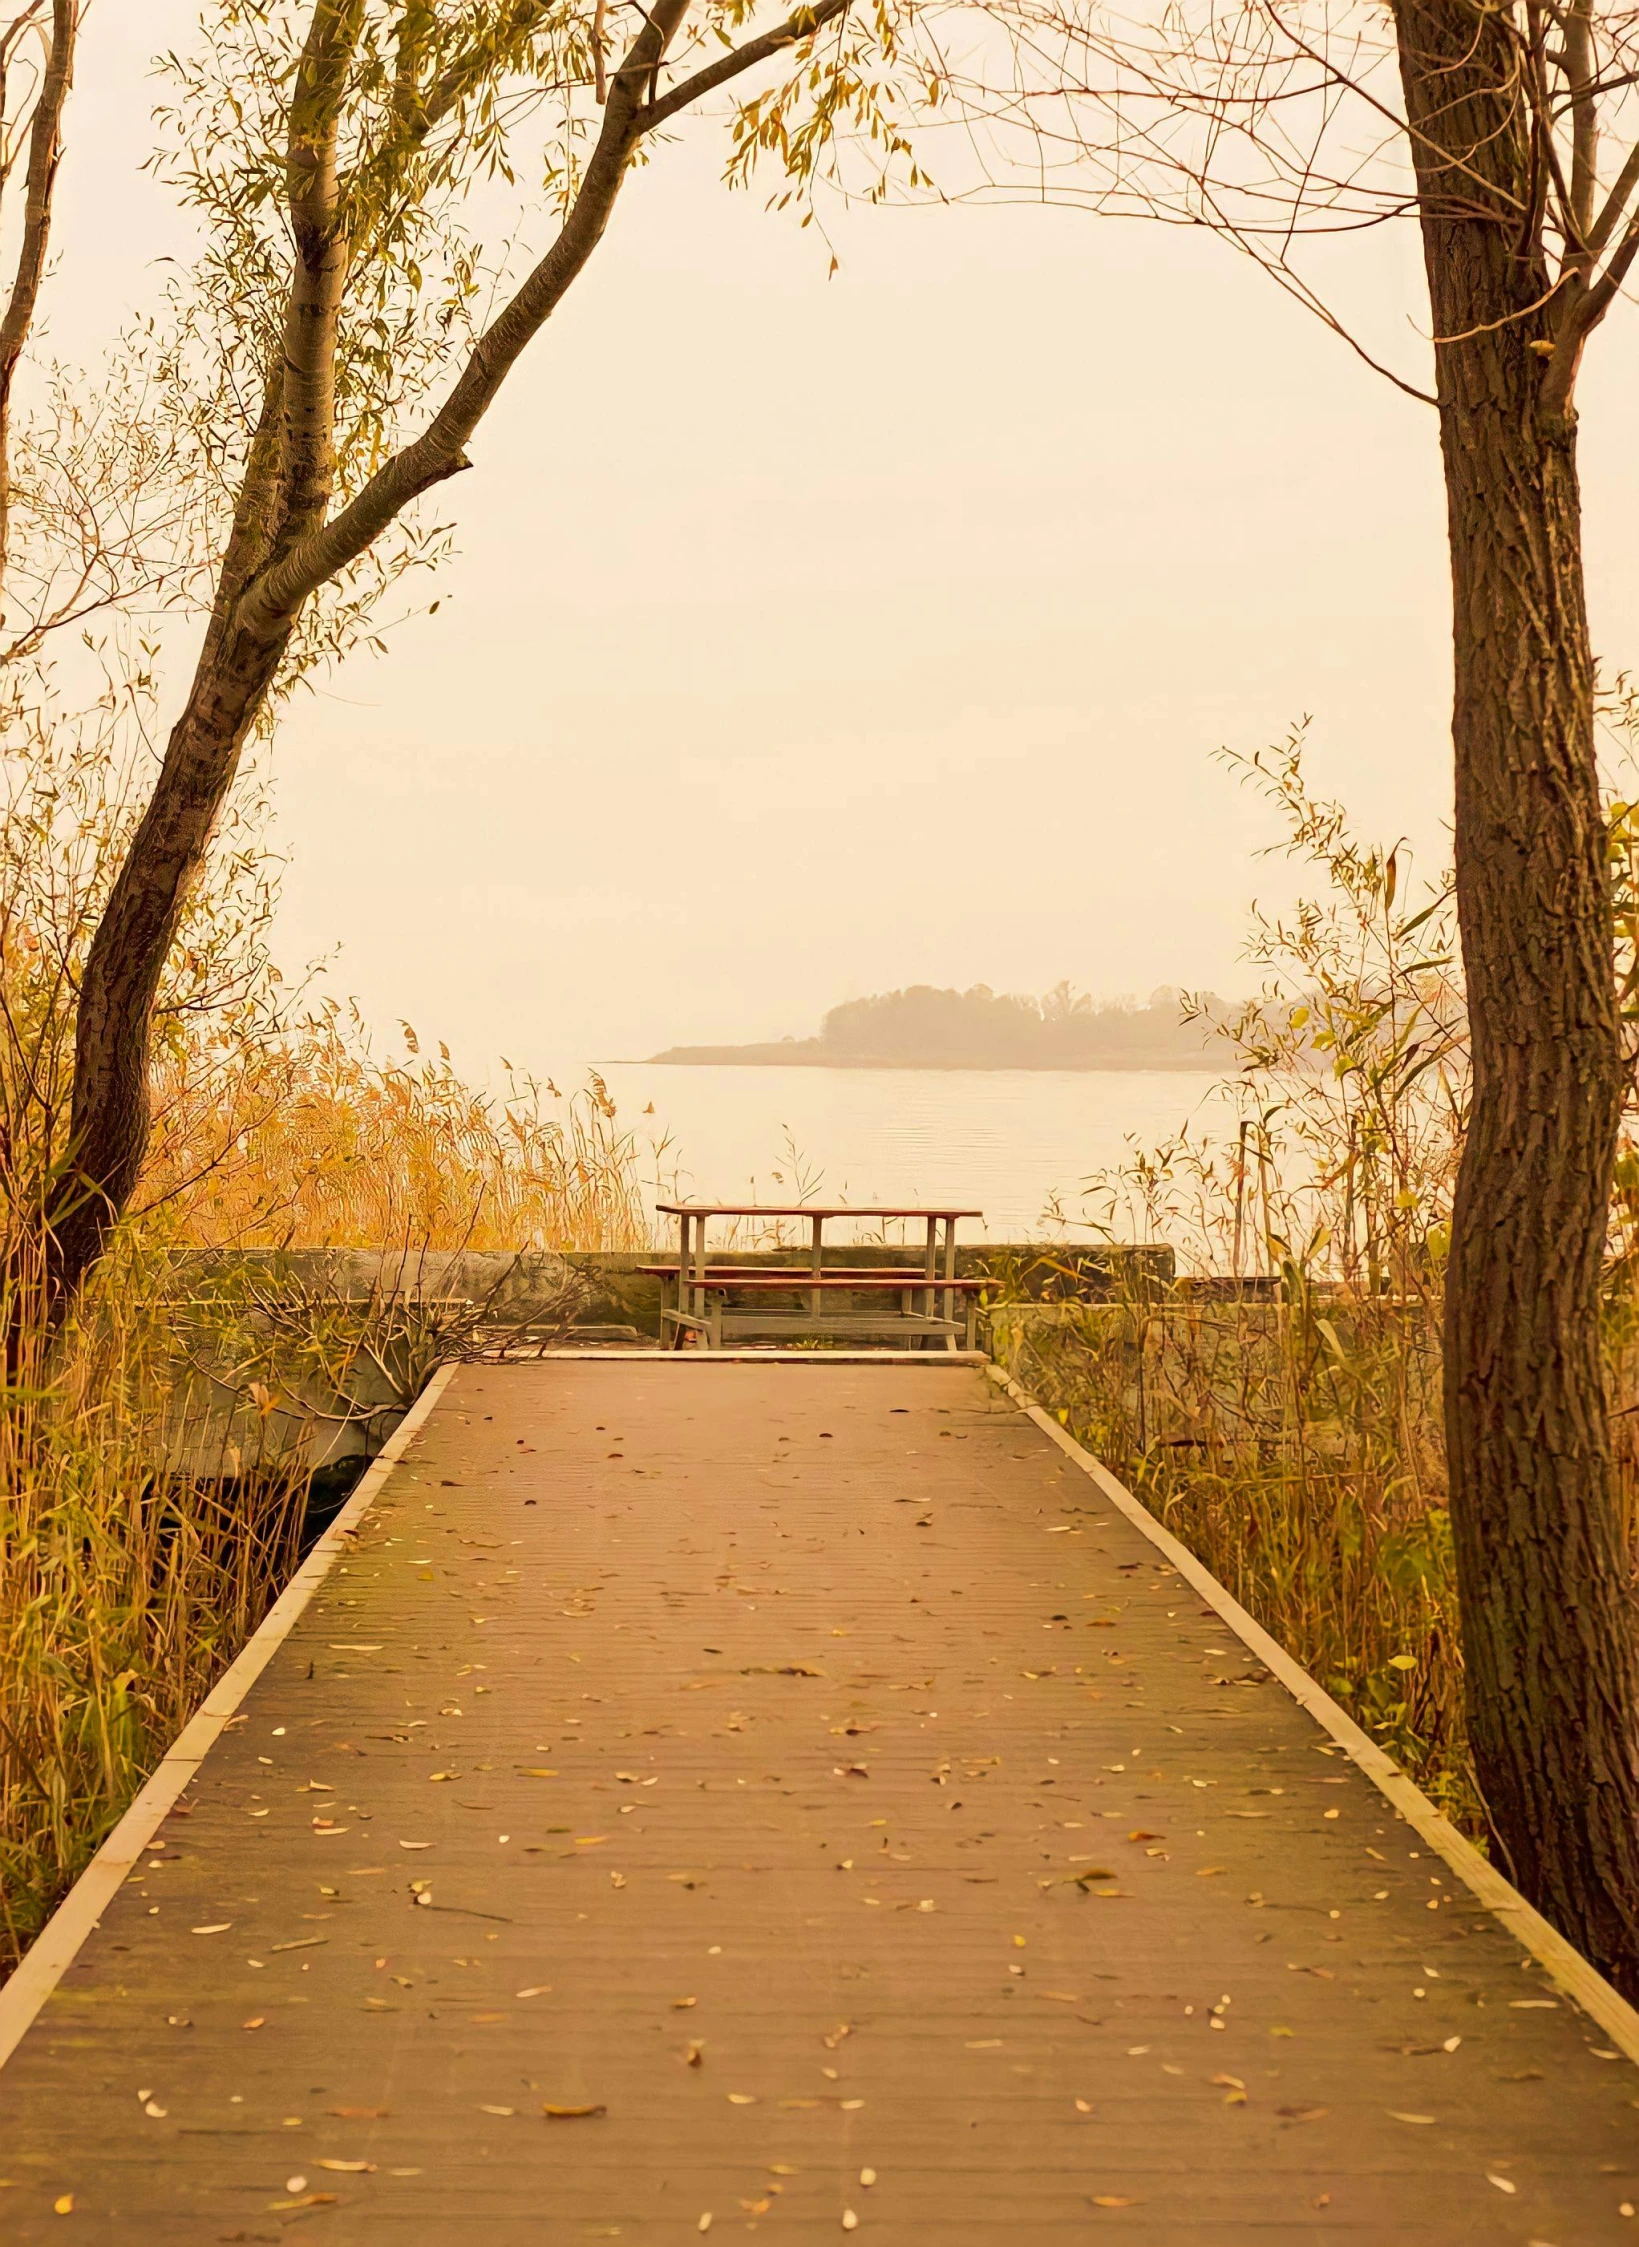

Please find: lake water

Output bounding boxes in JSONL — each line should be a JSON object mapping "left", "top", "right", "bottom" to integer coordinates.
{"left": 591, "top": 1063, "right": 1234, "bottom": 1239}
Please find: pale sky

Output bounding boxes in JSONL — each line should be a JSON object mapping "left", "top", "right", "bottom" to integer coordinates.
{"left": 44, "top": 5, "right": 1639, "bottom": 1075}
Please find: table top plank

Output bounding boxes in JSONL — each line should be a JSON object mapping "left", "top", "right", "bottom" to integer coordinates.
{"left": 656, "top": 1203, "right": 984, "bottom": 1219}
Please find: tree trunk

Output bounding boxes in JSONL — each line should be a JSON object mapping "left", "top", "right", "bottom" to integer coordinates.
{"left": 1396, "top": 0, "right": 1639, "bottom": 1995}
{"left": 46, "top": 621, "right": 290, "bottom": 1303}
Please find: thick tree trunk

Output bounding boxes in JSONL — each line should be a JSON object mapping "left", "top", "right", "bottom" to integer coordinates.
{"left": 45, "top": 623, "right": 289, "bottom": 1303}
{"left": 1396, "top": 0, "right": 1639, "bottom": 1994}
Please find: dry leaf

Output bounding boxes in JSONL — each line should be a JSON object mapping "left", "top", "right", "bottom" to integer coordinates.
{"left": 543, "top": 2104, "right": 607, "bottom": 2120}
{"left": 329, "top": 2107, "right": 388, "bottom": 2119}
{"left": 515, "top": 1986, "right": 551, "bottom": 1999}
{"left": 54, "top": 2197, "right": 73, "bottom": 2215}
{"left": 1090, "top": 2195, "right": 1140, "bottom": 2208}
{"left": 242, "top": 2018, "right": 266, "bottom": 2031}
{"left": 1486, "top": 2175, "right": 1517, "bottom": 2195}
{"left": 478, "top": 2105, "right": 515, "bottom": 2118}
{"left": 1389, "top": 2112, "right": 1436, "bottom": 2125}
{"left": 727, "top": 2093, "right": 757, "bottom": 2105}
{"left": 190, "top": 1923, "right": 231, "bottom": 1936}
{"left": 317, "top": 2159, "right": 376, "bottom": 2173}
{"left": 1276, "top": 2106, "right": 1328, "bottom": 2122}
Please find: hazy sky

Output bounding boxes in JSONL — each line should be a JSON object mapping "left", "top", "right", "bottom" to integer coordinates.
{"left": 44, "top": 5, "right": 1639, "bottom": 1075}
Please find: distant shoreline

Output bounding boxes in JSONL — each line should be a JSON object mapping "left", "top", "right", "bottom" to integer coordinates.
{"left": 626, "top": 1045, "right": 1224, "bottom": 1073}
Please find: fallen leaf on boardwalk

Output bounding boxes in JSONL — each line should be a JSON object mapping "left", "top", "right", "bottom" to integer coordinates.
{"left": 672, "top": 1996, "right": 697, "bottom": 2009}
{"left": 478, "top": 2106, "right": 515, "bottom": 2118}
{"left": 542, "top": 2104, "right": 607, "bottom": 2120}
{"left": 781, "top": 2099, "right": 821, "bottom": 2109}
{"left": 398, "top": 1841, "right": 432, "bottom": 1850}
{"left": 1389, "top": 2112, "right": 1436, "bottom": 2125}
{"left": 270, "top": 1937, "right": 326, "bottom": 1954}
{"left": 191, "top": 1923, "right": 231, "bottom": 1935}
{"left": 242, "top": 2018, "right": 266, "bottom": 2031}
{"left": 1070, "top": 1870, "right": 1117, "bottom": 1885}
{"left": 843, "top": 2213, "right": 860, "bottom": 2232}
{"left": 317, "top": 2159, "right": 376, "bottom": 2173}
{"left": 1075, "top": 2100, "right": 1093, "bottom": 2114}
{"left": 840, "top": 2099, "right": 865, "bottom": 2111}
{"left": 576, "top": 1835, "right": 612, "bottom": 1847}
{"left": 268, "top": 2195, "right": 338, "bottom": 2211}
{"left": 1041, "top": 1991, "right": 1080, "bottom": 2004}
{"left": 429, "top": 1772, "right": 458, "bottom": 1783}
{"left": 518, "top": 1769, "right": 558, "bottom": 1778}
{"left": 1210, "top": 2074, "right": 1245, "bottom": 2091}
{"left": 328, "top": 1644, "right": 382, "bottom": 1653}
{"left": 823, "top": 2024, "right": 852, "bottom": 2049}
{"left": 1486, "top": 2175, "right": 1517, "bottom": 2194}
{"left": 1508, "top": 2000, "right": 1558, "bottom": 2010}
{"left": 53, "top": 2196, "right": 73, "bottom": 2214}
{"left": 1195, "top": 1866, "right": 1227, "bottom": 1878}
{"left": 1127, "top": 1831, "right": 1161, "bottom": 1842}
{"left": 1276, "top": 2106, "right": 1328, "bottom": 2122}
{"left": 698, "top": 2217, "right": 713, "bottom": 2234}
{"left": 1442, "top": 2036, "right": 1462, "bottom": 2053}
{"left": 515, "top": 1986, "right": 551, "bottom": 1999}
{"left": 1089, "top": 2196, "right": 1140, "bottom": 2208}
{"left": 329, "top": 2108, "right": 389, "bottom": 2119}
{"left": 727, "top": 2093, "right": 758, "bottom": 2105}
{"left": 685, "top": 2043, "right": 705, "bottom": 2068}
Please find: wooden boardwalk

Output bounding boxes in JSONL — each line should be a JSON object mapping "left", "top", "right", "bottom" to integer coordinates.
{"left": 2, "top": 1357, "right": 1638, "bottom": 2241}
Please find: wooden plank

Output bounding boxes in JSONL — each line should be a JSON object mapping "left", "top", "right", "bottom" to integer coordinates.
{"left": 654, "top": 1204, "right": 986, "bottom": 1220}
{"left": 2, "top": 1360, "right": 1636, "bottom": 2244}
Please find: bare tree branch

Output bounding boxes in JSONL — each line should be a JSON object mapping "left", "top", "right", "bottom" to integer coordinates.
{"left": 0, "top": 0, "right": 74, "bottom": 592}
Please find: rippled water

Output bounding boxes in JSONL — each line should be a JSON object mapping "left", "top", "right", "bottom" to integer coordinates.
{"left": 591, "top": 1063, "right": 1234, "bottom": 1240}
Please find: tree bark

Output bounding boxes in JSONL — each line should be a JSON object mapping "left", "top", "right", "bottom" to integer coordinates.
{"left": 1396, "top": 0, "right": 1639, "bottom": 1995}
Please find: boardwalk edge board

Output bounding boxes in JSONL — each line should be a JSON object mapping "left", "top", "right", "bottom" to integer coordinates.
{"left": 0, "top": 1360, "right": 459, "bottom": 2073}
{"left": 989, "top": 1360, "right": 1639, "bottom": 2069}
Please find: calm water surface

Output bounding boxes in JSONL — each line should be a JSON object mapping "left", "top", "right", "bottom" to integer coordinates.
{"left": 590, "top": 1064, "right": 1233, "bottom": 1239}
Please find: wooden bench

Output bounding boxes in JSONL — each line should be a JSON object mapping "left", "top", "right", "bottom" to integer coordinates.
{"left": 648, "top": 1204, "right": 984, "bottom": 1350}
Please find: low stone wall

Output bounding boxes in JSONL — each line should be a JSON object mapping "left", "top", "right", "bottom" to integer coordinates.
{"left": 151, "top": 1243, "right": 1174, "bottom": 1476}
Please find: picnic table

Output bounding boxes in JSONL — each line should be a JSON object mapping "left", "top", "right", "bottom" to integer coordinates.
{"left": 645, "top": 1203, "right": 985, "bottom": 1349}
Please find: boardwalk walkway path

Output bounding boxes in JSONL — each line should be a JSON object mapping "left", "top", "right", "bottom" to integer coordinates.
{"left": 2, "top": 1358, "right": 1638, "bottom": 2241}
